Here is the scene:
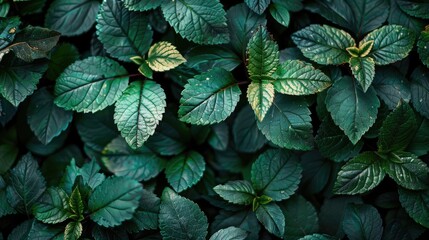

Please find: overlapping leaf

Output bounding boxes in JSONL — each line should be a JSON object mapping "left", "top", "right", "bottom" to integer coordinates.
{"left": 165, "top": 151, "right": 205, "bottom": 192}
{"left": 147, "top": 41, "right": 186, "bottom": 71}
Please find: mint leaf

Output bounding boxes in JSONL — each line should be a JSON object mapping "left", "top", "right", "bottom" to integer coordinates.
{"left": 349, "top": 56, "right": 375, "bottom": 92}
{"left": 64, "top": 222, "right": 82, "bottom": 240}
{"left": 165, "top": 151, "right": 205, "bottom": 193}
{"left": 33, "top": 187, "right": 70, "bottom": 224}
{"left": 159, "top": 187, "right": 208, "bottom": 240}
{"left": 147, "top": 41, "right": 186, "bottom": 72}
{"left": 343, "top": 204, "right": 383, "bottom": 240}
{"left": 251, "top": 149, "right": 301, "bottom": 201}
{"left": 418, "top": 27, "right": 429, "bottom": 68}
{"left": 410, "top": 66, "right": 429, "bottom": 119}
{"left": 334, "top": 152, "right": 385, "bottom": 195}
{"left": 373, "top": 66, "right": 411, "bottom": 110}
{"left": 214, "top": 180, "right": 256, "bottom": 205}
{"left": 292, "top": 24, "right": 355, "bottom": 65}
{"left": 398, "top": 188, "right": 429, "bottom": 228}
{"left": 247, "top": 81, "right": 274, "bottom": 122}
{"left": 255, "top": 202, "right": 285, "bottom": 237}
{"left": 54, "top": 57, "right": 129, "bottom": 113}
{"left": 123, "top": 0, "right": 162, "bottom": 11}
{"left": 96, "top": 0, "right": 153, "bottom": 62}
{"left": 245, "top": 0, "right": 270, "bottom": 14}
{"left": 179, "top": 68, "right": 241, "bottom": 125}
{"left": 247, "top": 27, "right": 279, "bottom": 79}
{"left": 232, "top": 105, "right": 267, "bottom": 153}
{"left": 161, "top": 0, "right": 229, "bottom": 45}
{"left": 88, "top": 176, "right": 143, "bottom": 227}
{"left": 210, "top": 226, "right": 248, "bottom": 240}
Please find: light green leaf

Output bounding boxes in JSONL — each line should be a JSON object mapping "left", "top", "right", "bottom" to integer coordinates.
{"left": 209, "top": 227, "right": 248, "bottom": 240}
{"left": 397, "top": 0, "right": 429, "bottom": 19}
{"left": 247, "top": 27, "right": 279, "bottom": 79}
{"left": 326, "top": 76, "right": 379, "bottom": 144}
{"left": 55, "top": 56, "right": 129, "bottom": 113}
{"left": 214, "top": 180, "right": 256, "bottom": 205}
{"left": 147, "top": 41, "right": 186, "bottom": 72}
{"left": 245, "top": 0, "right": 270, "bottom": 14}
{"left": 232, "top": 105, "right": 267, "bottom": 153}
{"left": 64, "top": 222, "right": 82, "bottom": 240}
{"left": 334, "top": 152, "right": 385, "bottom": 195}
{"left": 247, "top": 81, "right": 274, "bottom": 122}
{"left": 45, "top": 0, "right": 100, "bottom": 36}
{"left": 343, "top": 204, "right": 383, "bottom": 240}
{"left": 159, "top": 187, "right": 208, "bottom": 240}
{"left": 349, "top": 56, "right": 375, "bottom": 92}
{"left": 410, "top": 66, "right": 429, "bottom": 119}
{"left": 179, "top": 68, "right": 241, "bottom": 125}
{"left": 102, "top": 137, "right": 164, "bottom": 181}
{"left": 418, "top": 27, "right": 429, "bottom": 68}
{"left": 0, "top": 3, "right": 9, "bottom": 17}
{"left": 273, "top": 60, "right": 331, "bottom": 95}
{"left": 33, "top": 187, "right": 70, "bottom": 224}
{"left": 269, "top": 3, "right": 290, "bottom": 27}
{"left": 96, "top": 0, "right": 153, "bottom": 62}
{"left": 362, "top": 25, "right": 415, "bottom": 65}
{"left": 165, "top": 151, "right": 205, "bottom": 193}
{"left": 161, "top": 0, "right": 229, "bottom": 45}
{"left": 257, "top": 94, "right": 313, "bottom": 150}
{"left": 292, "top": 24, "right": 355, "bottom": 65}
{"left": 251, "top": 149, "right": 301, "bottom": 201}
{"left": 47, "top": 43, "right": 80, "bottom": 81}
{"left": 255, "top": 202, "right": 285, "bottom": 237}
{"left": 122, "top": 189, "right": 160, "bottom": 232}
{"left": 123, "top": 0, "right": 163, "bottom": 11}
{"left": 383, "top": 151, "right": 429, "bottom": 190}
{"left": 114, "top": 80, "right": 166, "bottom": 149}
{"left": 398, "top": 188, "right": 429, "bottom": 228}
{"left": 88, "top": 176, "right": 143, "bottom": 227}
{"left": 27, "top": 88, "right": 73, "bottom": 145}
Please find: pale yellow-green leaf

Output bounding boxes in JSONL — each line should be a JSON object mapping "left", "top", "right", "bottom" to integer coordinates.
{"left": 247, "top": 81, "right": 275, "bottom": 122}
{"left": 147, "top": 41, "right": 186, "bottom": 72}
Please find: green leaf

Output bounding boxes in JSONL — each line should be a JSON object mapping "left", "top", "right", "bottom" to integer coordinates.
{"left": 232, "top": 105, "right": 267, "bottom": 153}
{"left": 137, "top": 61, "right": 153, "bottom": 79}
{"left": 214, "top": 180, "right": 256, "bottom": 205}
{"left": 300, "top": 152, "right": 332, "bottom": 194}
{"left": 334, "top": 152, "right": 385, "bottom": 195}
{"left": 208, "top": 123, "right": 229, "bottom": 151}
{"left": 247, "top": 81, "right": 274, "bottom": 122}
{"left": 185, "top": 45, "right": 241, "bottom": 72}
{"left": 388, "top": 0, "right": 426, "bottom": 34}
{"left": 349, "top": 56, "right": 375, "bottom": 92}
{"left": 6, "top": 153, "right": 46, "bottom": 214}
{"left": 247, "top": 27, "right": 279, "bottom": 79}
{"left": 255, "top": 202, "right": 285, "bottom": 238}
{"left": 269, "top": 3, "right": 290, "bottom": 27}
{"left": 209, "top": 226, "right": 248, "bottom": 240}
{"left": 343, "top": 204, "right": 383, "bottom": 240}
{"left": 292, "top": 24, "right": 355, "bottom": 65}
{"left": 410, "top": 66, "right": 429, "bottom": 119}
{"left": 123, "top": 0, "right": 163, "bottom": 11}
{"left": 397, "top": 0, "right": 429, "bottom": 19}
{"left": 147, "top": 41, "right": 186, "bottom": 72}
{"left": 378, "top": 102, "right": 417, "bottom": 152}
{"left": 227, "top": 3, "right": 267, "bottom": 56}
{"left": 0, "top": 16, "right": 19, "bottom": 50}
{"left": 45, "top": 0, "right": 99, "bottom": 36}
{"left": 96, "top": 0, "right": 153, "bottom": 62}
{"left": 61, "top": 159, "right": 81, "bottom": 194}
{"left": 298, "top": 234, "right": 337, "bottom": 240}
{"left": 362, "top": 25, "right": 415, "bottom": 65}
{"left": 383, "top": 151, "right": 429, "bottom": 190}
{"left": 179, "top": 68, "right": 241, "bottom": 125}
{"left": 273, "top": 60, "right": 331, "bottom": 95}
{"left": 80, "top": 160, "right": 105, "bottom": 190}
{"left": 55, "top": 56, "right": 129, "bottom": 113}
{"left": 0, "top": 128, "right": 18, "bottom": 174}
{"left": 161, "top": 0, "right": 229, "bottom": 45}
{"left": 211, "top": 210, "right": 260, "bottom": 240}
{"left": 122, "top": 189, "right": 160, "bottom": 232}
{"left": 407, "top": 116, "right": 429, "bottom": 156}
{"left": 398, "top": 188, "right": 429, "bottom": 228}
{"left": 245, "top": 0, "right": 270, "bottom": 14}
{"left": 251, "top": 149, "right": 301, "bottom": 201}
{"left": 88, "top": 176, "right": 143, "bottom": 227}
{"left": 102, "top": 137, "right": 164, "bottom": 181}
{"left": 0, "top": 176, "right": 15, "bottom": 217}
{"left": 0, "top": 3, "right": 9, "bottom": 17}
{"left": 418, "top": 27, "right": 429, "bottom": 68}
{"left": 27, "top": 88, "right": 73, "bottom": 145}
{"left": 46, "top": 43, "right": 80, "bottom": 81}
{"left": 0, "top": 55, "right": 47, "bottom": 106}
{"left": 257, "top": 94, "right": 313, "bottom": 150}
{"left": 326, "top": 76, "right": 380, "bottom": 144}
{"left": 69, "top": 187, "right": 84, "bottom": 221}
{"left": 159, "top": 187, "right": 208, "bottom": 240}
{"left": 64, "top": 222, "right": 82, "bottom": 240}
{"left": 114, "top": 80, "right": 166, "bottom": 149}
{"left": 165, "top": 151, "right": 205, "bottom": 192}
{"left": 33, "top": 187, "right": 70, "bottom": 224}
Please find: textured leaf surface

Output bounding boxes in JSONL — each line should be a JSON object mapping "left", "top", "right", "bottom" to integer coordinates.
{"left": 97, "top": 0, "right": 153, "bottom": 62}
{"left": 255, "top": 203, "right": 285, "bottom": 237}
{"left": 114, "top": 80, "right": 166, "bottom": 149}
{"left": 388, "top": 0, "right": 426, "bottom": 34}
{"left": 326, "top": 76, "right": 379, "bottom": 144}
{"left": 373, "top": 67, "right": 411, "bottom": 110}
{"left": 247, "top": 27, "right": 279, "bottom": 79}
{"left": 179, "top": 68, "right": 240, "bottom": 125}
{"left": 299, "top": 234, "right": 337, "bottom": 240}
{"left": 166, "top": 151, "right": 205, "bottom": 192}
{"left": 123, "top": 0, "right": 162, "bottom": 11}
{"left": 257, "top": 94, "right": 313, "bottom": 150}
{"left": 281, "top": 195, "right": 319, "bottom": 239}
{"left": 232, "top": 105, "right": 266, "bottom": 153}
{"left": 362, "top": 25, "right": 415, "bottom": 65}
{"left": 273, "top": 60, "right": 331, "bottom": 95}
{"left": 343, "top": 204, "right": 383, "bottom": 240}
{"left": 161, "top": 0, "right": 229, "bottom": 45}
{"left": 33, "top": 187, "right": 70, "bottom": 224}
{"left": 147, "top": 41, "right": 186, "bottom": 71}
{"left": 159, "top": 188, "right": 208, "bottom": 240}
{"left": 45, "top": 0, "right": 100, "bottom": 36}
{"left": 88, "top": 176, "right": 143, "bottom": 227}
{"left": 292, "top": 24, "right": 355, "bottom": 65}
{"left": 55, "top": 57, "right": 129, "bottom": 113}
{"left": 334, "top": 152, "right": 385, "bottom": 194}
{"left": 397, "top": 0, "right": 429, "bottom": 19}
{"left": 122, "top": 189, "right": 160, "bottom": 232}
{"left": 214, "top": 180, "right": 256, "bottom": 205}
{"left": 349, "top": 56, "right": 375, "bottom": 92}
{"left": 410, "top": 66, "right": 429, "bottom": 119}
{"left": 64, "top": 222, "right": 82, "bottom": 240}
{"left": 398, "top": 188, "right": 429, "bottom": 228}
{"left": 251, "top": 149, "right": 301, "bottom": 201}
{"left": 247, "top": 81, "right": 274, "bottom": 122}
{"left": 418, "top": 27, "right": 429, "bottom": 68}
{"left": 210, "top": 226, "right": 248, "bottom": 240}
{"left": 245, "top": 0, "right": 270, "bottom": 14}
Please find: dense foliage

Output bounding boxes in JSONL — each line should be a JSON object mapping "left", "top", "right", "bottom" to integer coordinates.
{"left": 0, "top": 0, "right": 429, "bottom": 239}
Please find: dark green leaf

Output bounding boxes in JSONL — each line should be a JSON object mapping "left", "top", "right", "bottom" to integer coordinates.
{"left": 410, "top": 66, "right": 429, "bottom": 119}
{"left": 255, "top": 202, "right": 285, "bottom": 237}
{"left": 0, "top": 128, "right": 18, "bottom": 174}
{"left": 232, "top": 105, "right": 266, "bottom": 153}
{"left": 14, "top": 0, "right": 47, "bottom": 16}
{"left": 388, "top": 0, "right": 426, "bottom": 34}
{"left": 96, "top": 0, "right": 153, "bottom": 62}
{"left": 33, "top": 187, "right": 70, "bottom": 224}
{"left": 55, "top": 56, "right": 129, "bottom": 113}
{"left": 185, "top": 45, "right": 241, "bottom": 72}
{"left": 407, "top": 116, "right": 429, "bottom": 156}
{"left": 122, "top": 189, "right": 160, "bottom": 232}
{"left": 61, "top": 159, "right": 80, "bottom": 194}
{"left": 397, "top": 0, "right": 429, "bottom": 19}
{"left": 0, "top": 177, "right": 15, "bottom": 217}
{"left": 269, "top": 3, "right": 290, "bottom": 27}
{"left": 247, "top": 81, "right": 274, "bottom": 122}
{"left": 211, "top": 210, "right": 260, "bottom": 240}
{"left": 245, "top": 0, "right": 270, "bottom": 14}
{"left": 343, "top": 204, "right": 383, "bottom": 240}
{"left": 123, "top": 0, "right": 163, "bottom": 11}
{"left": 159, "top": 187, "right": 208, "bottom": 240}
{"left": 92, "top": 225, "right": 129, "bottom": 240}
{"left": 214, "top": 180, "right": 256, "bottom": 205}
{"left": 161, "top": 0, "right": 229, "bottom": 45}
{"left": 165, "top": 151, "right": 205, "bottom": 192}
{"left": 46, "top": 43, "right": 80, "bottom": 81}
{"left": 80, "top": 160, "right": 105, "bottom": 190}
{"left": 45, "top": 0, "right": 100, "bottom": 36}
{"left": 208, "top": 123, "right": 229, "bottom": 151}
{"left": 418, "top": 27, "right": 429, "bottom": 67}
{"left": 88, "top": 176, "right": 143, "bottom": 227}
{"left": 257, "top": 94, "right": 313, "bottom": 150}
{"left": 349, "top": 56, "right": 375, "bottom": 92}
{"left": 300, "top": 151, "right": 332, "bottom": 194}
{"left": 69, "top": 187, "right": 84, "bottom": 221}
{"left": 247, "top": 27, "right": 279, "bottom": 79}
{"left": 0, "top": 16, "right": 19, "bottom": 50}
{"left": 298, "top": 234, "right": 337, "bottom": 240}
{"left": 398, "top": 188, "right": 429, "bottom": 228}
{"left": 0, "top": 96, "right": 17, "bottom": 126}
{"left": 64, "top": 222, "right": 82, "bottom": 240}
{"left": 209, "top": 226, "right": 248, "bottom": 240}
